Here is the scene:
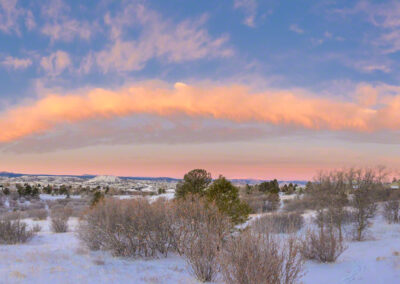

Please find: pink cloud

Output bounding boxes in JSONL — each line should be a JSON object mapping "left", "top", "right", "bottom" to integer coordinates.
{"left": 86, "top": 4, "right": 232, "bottom": 73}
{"left": 2, "top": 81, "right": 400, "bottom": 143}
{"left": 1, "top": 55, "right": 32, "bottom": 69}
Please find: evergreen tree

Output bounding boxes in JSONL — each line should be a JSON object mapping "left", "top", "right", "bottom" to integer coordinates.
{"left": 175, "top": 169, "right": 212, "bottom": 198}
{"left": 205, "top": 175, "right": 251, "bottom": 224}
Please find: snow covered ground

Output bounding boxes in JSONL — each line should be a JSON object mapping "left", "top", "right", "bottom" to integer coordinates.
{"left": 1, "top": 211, "right": 400, "bottom": 283}
{"left": 301, "top": 215, "right": 400, "bottom": 284}
{"left": 0, "top": 218, "right": 195, "bottom": 284}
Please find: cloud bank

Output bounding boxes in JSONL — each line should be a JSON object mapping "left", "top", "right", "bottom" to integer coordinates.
{"left": 2, "top": 81, "right": 400, "bottom": 144}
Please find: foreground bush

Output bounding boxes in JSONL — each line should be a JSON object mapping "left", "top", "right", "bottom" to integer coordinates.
{"left": 79, "top": 198, "right": 175, "bottom": 258}
{"left": 252, "top": 212, "right": 304, "bottom": 234}
{"left": 0, "top": 219, "right": 36, "bottom": 244}
{"left": 299, "top": 228, "right": 346, "bottom": 263}
{"left": 172, "top": 196, "right": 232, "bottom": 282}
{"left": 79, "top": 196, "right": 232, "bottom": 282}
{"left": 220, "top": 231, "right": 304, "bottom": 284}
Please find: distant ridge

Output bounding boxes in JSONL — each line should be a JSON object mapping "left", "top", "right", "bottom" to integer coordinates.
{"left": 0, "top": 171, "right": 24, "bottom": 178}
{"left": 0, "top": 171, "right": 307, "bottom": 185}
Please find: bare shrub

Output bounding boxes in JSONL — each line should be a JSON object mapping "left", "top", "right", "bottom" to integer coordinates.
{"left": 27, "top": 209, "right": 48, "bottom": 220}
{"left": 220, "top": 231, "right": 304, "bottom": 284}
{"left": 351, "top": 189, "right": 378, "bottom": 241}
{"left": 79, "top": 198, "right": 175, "bottom": 258}
{"left": 78, "top": 199, "right": 116, "bottom": 251}
{"left": 283, "top": 195, "right": 316, "bottom": 213}
{"left": 307, "top": 170, "right": 351, "bottom": 241}
{"left": 383, "top": 200, "right": 400, "bottom": 224}
{"left": 32, "top": 224, "right": 42, "bottom": 233}
{"left": 50, "top": 208, "right": 71, "bottom": 233}
{"left": 25, "top": 200, "right": 45, "bottom": 210}
{"left": 241, "top": 187, "right": 280, "bottom": 213}
{"left": 299, "top": 228, "right": 346, "bottom": 263}
{"left": 0, "top": 219, "right": 36, "bottom": 244}
{"left": 79, "top": 196, "right": 232, "bottom": 282}
{"left": 372, "top": 188, "right": 398, "bottom": 202}
{"left": 241, "top": 191, "right": 268, "bottom": 213}
{"left": 65, "top": 199, "right": 89, "bottom": 218}
{"left": 252, "top": 212, "right": 304, "bottom": 234}
{"left": 1, "top": 211, "right": 26, "bottom": 220}
{"left": 171, "top": 196, "right": 232, "bottom": 282}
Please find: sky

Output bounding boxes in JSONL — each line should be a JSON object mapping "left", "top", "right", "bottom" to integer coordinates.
{"left": 1, "top": 0, "right": 400, "bottom": 180}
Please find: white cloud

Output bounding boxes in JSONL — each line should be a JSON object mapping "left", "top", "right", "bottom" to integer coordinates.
{"left": 234, "top": 0, "right": 258, "bottom": 27}
{"left": 25, "top": 10, "right": 35, "bottom": 30}
{"left": 0, "top": 0, "right": 35, "bottom": 34}
{"left": 1, "top": 55, "right": 32, "bottom": 69}
{"left": 0, "top": 0, "right": 20, "bottom": 33}
{"left": 40, "top": 51, "right": 71, "bottom": 76}
{"left": 85, "top": 4, "right": 233, "bottom": 73}
{"left": 345, "top": 1, "right": 400, "bottom": 54}
{"left": 41, "top": 19, "right": 92, "bottom": 42}
{"left": 289, "top": 24, "right": 304, "bottom": 34}
{"left": 354, "top": 63, "right": 391, "bottom": 73}
{"left": 40, "top": 0, "right": 93, "bottom": 42}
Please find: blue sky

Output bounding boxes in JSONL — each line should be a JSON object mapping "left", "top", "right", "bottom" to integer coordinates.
{"left": 1, "top": 0, "right": 398, "bottom": 96}
{"left": 1, "top": 0, "right": 400, "bottom": 179}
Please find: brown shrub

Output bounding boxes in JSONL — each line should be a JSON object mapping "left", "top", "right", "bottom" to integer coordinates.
{"left": 50, "top": 208, "right": 71, "bottom": 233}
{"left": 252, "top": 212, "right": 304, "bottom": 234}
{"left": 383, "top": 200, "right": 400, "bottom": 224}
{"left": 241, "top": 193, "right": 267, "bottom": 213}
{"left": 79, "top": 196, "right": 232, "bottom": 282}
{"left": 299, "top": 228, "right": 346, "bottom": 263}
{"left": 283, "top": 195, "right": 316, "bottom": 213}
{"left": 0, "top": 218, "right": 36, "bottom": 244}
{"left": 32, "top": 224, "right": 42, "bottom": 233}
{"left": 372, "top": 188, "right": 400, "bottom": 203}
{"left": 220, "top": 231, "right": 304, "bottom": 284}
{"left": 78, "top": 198, "right": 175, "bottom": 258}
{"left": 26, "top": 209, "right": 48, "bottom": 220}
{"left": 1, "top": 211, "right": 26, "bottom": 221}
{"left": 241, "top": 190, "right": 280, "bottom": 213}
{"left": 171, "top": 196, "right": 232, "bottom": 282}
{"left": 351, "top": 189, "right": 377, "bottom": 241}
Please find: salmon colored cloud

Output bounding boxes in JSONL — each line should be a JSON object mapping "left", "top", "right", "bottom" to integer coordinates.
{"left": 0, "top": 81, "right": 397, "bottom": 143}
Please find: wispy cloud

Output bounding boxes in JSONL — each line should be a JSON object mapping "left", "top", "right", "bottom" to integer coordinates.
{"left": 2, "top": 81, "right": 400, "bottom": 143}
{"left": 40, "top": 51, "right": 71, "bottom": 76}
{"left": 83, "top": 3, "right": 232, "bottom": 73}
{"left": 41, "top": 19, "right": 92, "bottom": 42}
{"left": 234, "top": 0, "right": 258, "bottom": 27}
{"left": 40, "top": 0, "right": 93, "bottom": 42}
{"left": 0, "top": 0, "right": 33, "bottom": 34}
{"left": 340, "top": 1, "right": 400, "bottom": 53}
{"left": 1, "top": 55, "right": 32, "bottom": 69}
{"left": 289, "top": 24, "right": 304, "bottom": 34}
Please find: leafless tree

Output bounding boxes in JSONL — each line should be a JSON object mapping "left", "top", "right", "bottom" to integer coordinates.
{"left": 350, "top": 168, "right": 381, "bottom": 241}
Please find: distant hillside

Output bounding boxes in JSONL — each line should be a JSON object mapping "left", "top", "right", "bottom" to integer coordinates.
{"left": 0, "top": 171, "right": 307, "bottom": 185}
{"left": 0, "top": 171, "right": 24, "bottom": 178}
